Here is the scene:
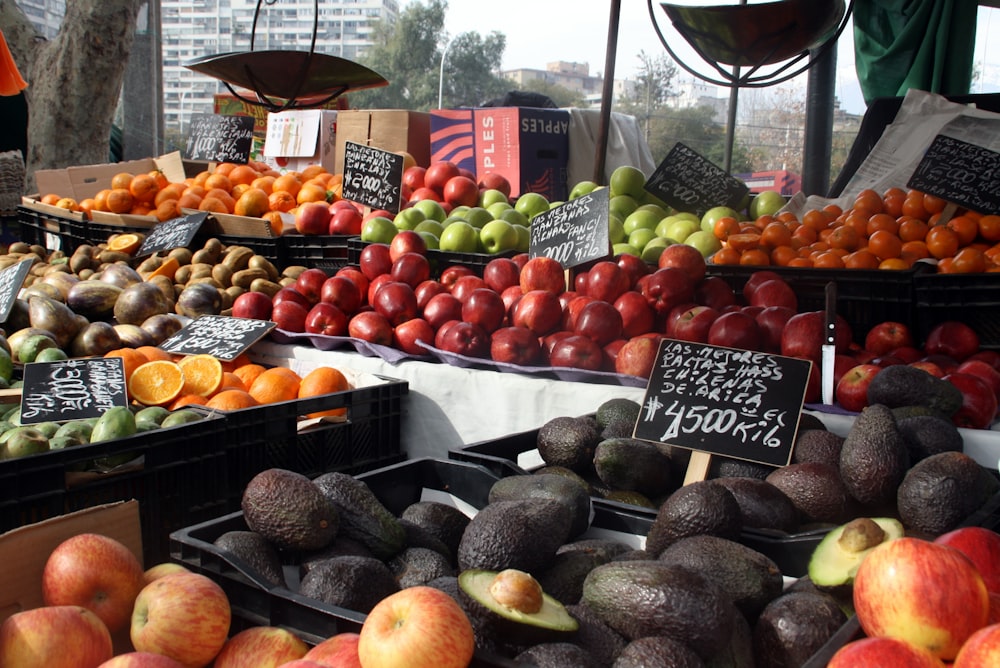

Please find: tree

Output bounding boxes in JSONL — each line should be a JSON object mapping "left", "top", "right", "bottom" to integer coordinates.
{"left": 615, "top": 51, "right": 678, "bottom": 140}
{"left": 348, "top": 0, "right": 509, "bottom": 111}
{"left": 1, "top": 0, "right": 140, "bottom": 190}
{"left": 513, "top": 79, "right": 586, "bottom": 108}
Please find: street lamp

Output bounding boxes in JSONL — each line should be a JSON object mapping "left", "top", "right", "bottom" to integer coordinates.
{"left": 438, "top": 36, "right": 456, "bottom": 110}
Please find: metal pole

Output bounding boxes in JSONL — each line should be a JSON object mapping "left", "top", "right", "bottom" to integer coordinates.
{"left": 438, "top": 37, "right": 456, "bottom": 110}
{"left": 802, "top": 46, "right": 837, "bottom": 196}
{"left": 594, "top": 0, "right": 622, "bottom": 184}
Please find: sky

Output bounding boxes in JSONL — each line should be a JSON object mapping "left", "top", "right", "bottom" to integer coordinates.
{"left": 408, "top": 0, "right": 1000, "bottom": 117}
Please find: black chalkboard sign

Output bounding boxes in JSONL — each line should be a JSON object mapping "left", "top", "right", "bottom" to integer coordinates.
{"left": 185, "top": 114, "right": 256, "bottom": 163}
{"left": 159, "top": 315, "right": 275, "bottom": 361}
{"left": 20, "top": 357, "right": 129, "bottom": 424}
{"left": 0, "top": 259, "right": 33, "bottom": 323}
{"left": 644, "top": 142, "right": 749, "bottom": 216}
{"left": 341, "top": 141, "right": 405, "bottom": 213}
{"left": 529, "top": 188, "right": 611, "bottom": 267}
{"left": 907, "top": 134, "right": 1000, "bottom": 216}
{"left": 633, "top": 338, "right": 811, "bottom": 467}
{"left": 137, "top": 211, "right": 209, "bottom": 258}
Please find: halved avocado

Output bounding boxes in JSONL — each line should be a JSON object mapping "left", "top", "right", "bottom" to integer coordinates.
{"left": 458, "top": 568, "right": 578, "bottom": 646}
{"left": 807, "top": 517, "right": 905, "bottom": 589}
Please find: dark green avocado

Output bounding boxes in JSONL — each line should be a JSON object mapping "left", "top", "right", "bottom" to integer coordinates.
{"left": 751, "top": 591, "right": 848, "bottom": 668}
{"left": 241, "top": 468, "right": 339, "bottom": 552}
{"left": 839, "top": 404, "right": 910, "bottom": 508}
{"left": 457, "top": 498, "right": 572, "bottom": 573}
{"left": 312, "top": 471, "right": 405, "bottom": 560}
{"left": 536, "top": 415, "right": 601, "bottom": 473}
{"left": 212, "top": 530, "right": 285, "bottom": 588}
{"left": 644, "top": 480, "right": 742, "bottom": 557}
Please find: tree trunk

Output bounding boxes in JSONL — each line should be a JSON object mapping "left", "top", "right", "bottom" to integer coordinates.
{"left": 0, "top": 0, "right": 140, "bottom": 192}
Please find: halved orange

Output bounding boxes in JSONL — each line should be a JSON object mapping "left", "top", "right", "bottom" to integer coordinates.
{"left": 178, "top": 354, "right": 224, "bottom": 398}
{"left": 129, "top": 360, "right": 185, "bottom": 407}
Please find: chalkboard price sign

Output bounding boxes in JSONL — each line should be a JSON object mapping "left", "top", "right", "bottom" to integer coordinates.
{"left": 907, "top": 134, "right": 1000, "bottom": 216}
{"left": 529, "top": 188, "right": 610, "bottom": 268}
{"left": 341, "top": 141, "right": 405, "bottom": 213}
{"left": 159, "top": 315, "right": 275, "bottom": 361}
{"left": 644, "top": 142, "right": 749, "bottom": 216}
{"left": 20, "top": 357, "right": 129, "bottom": 424}
{"left": 137, "top": 211, "right": 209, "bottom": 258}
{"left": 185, "top": 114, "right": 256, "bottom": 163}
{"left": 0, "top": 259, "right": 33, "bottom": 323}
{"left": 633, "top": 338, "right": 811, "bottom": 467}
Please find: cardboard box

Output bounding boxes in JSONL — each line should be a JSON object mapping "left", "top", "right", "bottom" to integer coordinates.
{"left": 334, "top": 110, "right": 430, "bottom": 174}
{"left": 263, "top": 109, "right": 338, "bottom": 174}
{"left": 430, "top": 107, "right": 570, "bottom": 202}
{"left": 32, "top": 152, "right": 189, "bottom": 202}
{"left": 0, "top": 501, "right": 142, "bottom": 624}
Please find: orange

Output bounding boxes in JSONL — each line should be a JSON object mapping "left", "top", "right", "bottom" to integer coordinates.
{"left": 867, "top": 229, "right": 903, "bottom": 261}
{"left": 170, "top": 394, "right": 209, "bottom": 410}
{"left": 272, "top": 173, "right": 303, "bottom": 198}
{"left": 267, "top": 190, "right": 297, "bottom": 213}
{"left": 106, "top": 188, "right": 135, "bottom": 214}
{"left": 299, "top": 165, "right": 328, "bottom": 181}
{"left": 178, "top": 354, "right": 224, "bottom": 397}
{"left": 250, "top": 175, "right": 276, "bottom": 194}
{"left": 93, "top": 189, "right": 112, "bottom": 212}
{"left": 925, "top": 225, "right": 960, "bottom": 260}
{"left": 129, "top": 173, "right": 160, "bottom": 204}
{"left": 978, "top": 215, "right": 1000, "bottom": 243}
{"left": 738, "top": 249, "right": 770, "bottom": 266}
{"left": 205, "top": 389, "right": 259, "bottom": 411}
{"left": 153, "top": 199, "right": 180, "bottom": 222}
{"left": 713, "top": 216, "right": 740, "bottom": 241}
{"left": 40, "top": 193, "right": 61, "bottom": 205}
{"left": 262, "top": 211, "right": 285, "bottom": 237}
{"left": 205, "top": 188, "right": 236, "bottom": 212}
{"left": 709, "top": 247, "right": 740, "bottom": 265}
{"left": 128, "top": 360, "right": 185, "bottom": 407}
{"left": 104, "top": 348, "right": 148, "bottom": 389}
{"left": 176, "top": 192, "right": 203, "bottom": 212}
{"left": 213, "top": 162, "right": 238, "bottom": 176}
{"left": 898, "top": 218, "right": 929, "bottom": 243}
{"left": 249, "top": 367, "right": 301, "bottom": 404}
{"left": 946, "top": 215, "right": 979, "bottom": 246}
{"left": 219, "top": 371, "right": 247, "bottom": 392}
{"left": 233, "top": 188, "right": 270, "bottom": 218}
{"left": 198, "top": 196, "right": 231, "bottom": 214}
{"left": 228, "top": 164, "right": 260, "bottom": 187}
{"left": 136, "top": 345, "right": 174, "bottom": 363}
{"left": 232, "top": 363, "right": 267, "bottom": 389}
{"left": 951, "top": 246, "right": 988, "bottom": 274}
{"left": 296, "top": 182, "right": 329, "bottom": 204}
{"left": 843, "top": 249, "right": 880, "bottom": 269}
{"left": 110, "top": 171, "right": 135, "bottom": 191}
{"left": 298, "top": 367, "right": 351, "bottom": 418}
{"left": 107, "top": 233, "right": 143, "bottom": 255}
{"left": 203, "top": 173, "right": 232, "bottom": 193}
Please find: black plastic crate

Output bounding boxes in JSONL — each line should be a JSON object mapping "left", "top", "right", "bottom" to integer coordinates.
{"left": 217, "top": 375, "right": 408, "bottom": 512}
{"left": 281, "top": 233, "right": 354, "bottom": 274}
{"left": 15, "top": 204, "right": 89, "bottom": 254}
{"left": 347, "top": 237, "right": 517, "bottom": 278}
{"left": 0, "top": 407, "right": 229, "bottom": 566}
{"left": 914, "top": 271, "right": 1000, "bottom": 349}
{"left": 705, "top": 263, "right": 931, "bottom": 344}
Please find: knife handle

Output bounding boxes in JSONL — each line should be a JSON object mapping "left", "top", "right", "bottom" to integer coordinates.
{"left": 824, "top": 282, "right": 837, "bottom": 345}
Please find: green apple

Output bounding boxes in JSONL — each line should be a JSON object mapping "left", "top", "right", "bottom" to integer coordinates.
{"left": 608, "top": 215, "right": 626, "bottom": 245}
{"left": 463, "top": 206, "right": 493, "bottom": 229}
{"left": 361, "top": 216, "right": 398, "bottom": 244}
{"left": 413, "top": 199, "right": 447, "bottom": 223}
{"left": 750, "top": 190, "right": 787, "bottom": 219}
{"left": 479, "top": 188, "right": 509, "bottom": 209}
{"left": 658, "top": 217, "right": 701, "bottom": 243}
{"left": 417, "top": 230, "right": 440, "bottom": 250}
{"left": 487, "top": 201, "right": 513, "bottom": 219}
{"left": 609, "top": 195, "right": 638, "bottom": 221}
{"left": 393, "top": 207, "right": 426, "bottom": 231}
{"left": 640, "top": 189, "right": 671, "bottom": 210}
{"left": 641, "top": 236, "right": 672, "bottom": 264}
{"left": 548, "top": 200, "right": 564, "bottom": 209}
{"left": 635, "top": 203, "right": 669, "bottom": 220}
{"left": 414, "top": 219, "right": 444, "bottom": 238}
{"left": 500, "top": 208, "right": 529, "bottom": 227}
{"left": 514, "top": 192, "right": 550, "bottom": 221}
{"left": 701, "top": 206, "right": 741, "bottom": 233}
{"left": 628, "top": 227, "right": 657, "bottom": 252}
{"left": 684, "top": 230, "right": 723, "bottom": 258}
{"left": 450, "top": 205, "right": 471, "bottom": 218}
{"left": 513, "top": 223, "right": 530, "bottom": 252}
{"left": 609, "top": 165, "right": 647, "bottom": 199}
{"left": 569, "top": 180, "right": 599, "bottom": 199}
{"left": 479, "top": 219, "right": 520, "bottom": 254}
{"left": 439, "top": 220, "right": 480, "bottom": 253}
{"left": 623, "top": 209, "right": 660, "bottom": 236}
{"left": 612, "top": 242, "right": 641, "bottom": 257}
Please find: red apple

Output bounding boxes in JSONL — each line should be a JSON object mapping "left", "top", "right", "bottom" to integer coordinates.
{"left": 741, "top": 269, "right": 784, "bottom": 303}
{"left": 548, "top": 334, "right": 605, "bottom": 371}
{"left": 541, "top": 330, "right": 574, "bottom": 359}
{"left": 909, "top": 360, "right": 946, "bottom": 378}
{"left": 749, "top": 278, "right": 797, "bottom": 310}
{"left": 276, "top": 662, "right": 328, "bottom": 668}
{"left": 0, "top": 605, "right": 113, "bottom": 668}
{"left": 358, "top": 243, "right": 393, "bottom": 281}
{"left": 574, "top": 299, "right": 624, "bottom": 347}
{"left": 98, "top": 652, "right": 187, "bottom": 667}
{"left": 295, "top": 267, "right": 331, "bottom": 305}
{"left": 853, "top": 537, "right": 989, "bottom": 661}
{"left": 935, "top": 527, "right": 1000, "bottom": 595}
{"left": 956, "top": 358, "right": 1000, "bottom": 402}
{"left": 754, "top": 305, "right": 795, "bottom": 353}
{"left": 390, "top": 252, "right": 432, "bottom": 288}
{"left": 835, "top": 363, "right": 882, "bottom": 412}
{"left": 477, "top": 172, "right": 511, "bottom": 198}
{"left": 305, "top": 302, "right": 349, "bottom": 337}
{"left": 967, "top": 349, "right": 1000, "bottom": 371}
{"left": 232, "top": 290, "right": 273, "bottom": 321}
{"left": 615, "top": 335, "right": 661, "bottom": 378}
{"left": 450, "top": 275, "right": 488, "bottom": 303}
{"left": 423, "top": 161, "right": 462, "bottom": 195}
{"left": 519, "top": 256, "right": 566, "bottom": 295}
{"left": 585, "top": 261, "right": 630, "bottom": 303}
{"left": 887, "top": 345, "right": 924, "bottom": 364}
{"left": 501, "top": 284, "right": 523, "bottom": 314}
{"left": 271, "top": 286, "right": 311, "bottom": 309}
{"left": 328, "top": 205, "right": 363, "bottom": 235}
{"left": 943, "top": 372, "right": 999, "bottom": 429}
{"left": 953, "top": 622, "right": 1000, "bottom": 667}
{"left": 739, "top": 304, "right": 764, "bottom": 319}
{"left": 511, "top": 289, "right": 563, "bottom": 336}
{"left": 865, "top": 321, "right": 915, "bottom": 357}
{"left": 403, "top": 166, "right": 427, "bottom": 192}
{"left": 574, "top": 270, "right": 589, "bottom": 295}
{"left": 336, "top": 267, "right": 369, "bottom": 303}
{"left": 781, "top": 310, "right": 853, "bottom": 364}
{"left": 833, "top": 352, "right": 862, "bottom": 387}
{"left": 872, "top": 354, "right": 906, "bottom": 368}
{"left": 363, "top": 208, "right": 394, "bottom": 223}
{"left": 357, "top": 586, "right": 474, "bottom": 668}
{"left": 321, "top": 275, "right": 363, "bottom": 315}
{"left": 827, "top": 637, "right": 946, "bottom": 668}
{"left": 657, "top": 243, "right": 707, "bottom": 283}
{"left": 603, "top": 338, "right": 628, "bottom": 372}
{"left": 348, "top": 310, "right": 394, "bottom": 346}
{"left": 490, "top": 325, "right": 543, "bottom": 366}
{"left": 616, "top": 252, "right": 652, "bottom": 289}
{"left": 668, "top": 304, "right": 719, "bottom": 343}
{"left": 918, "top": 353, "right": 960, "bottom": 375}
{"left": 439, "top": 265, "right": 475, "bottom": 292}
{"left": 295, "top": 201, "right": 332, "bottom": 235}
{"left": 422, "top": 292, "right": 464, "bottom": 331}
{"left": 271, "top": 299, "right": 309, "bottom": 333}
{"left": 641, "top": 267, "right": 695, "bottom": 317}
{"left": 562, "top": 295, "right": 595, "bottom": 332}
{"left": 212, "top": 626, "right": 309, "bottom": 668}
{"left": 482, "top": 257, "right": 521, "bottom": 294}
{"left": 409, "top": 186, "right": 442, "bottom": 203}
{"left": 413, "top": 279, "right": 447, "bottom": 311}
{"left": 389, "top": 230, "right": 428, "bottom": 262}
{"left": 433, "top": 319, "right": 460, "bottom": 350}
{"left": 707, "top": 310, "right": 761, "bottom": 350}
{"left": 925, "top": 321, "right": 981, "bottom": 362}
{"left": 372, "top": 281, "right": 419, "bottom": 326}
{"left": 442, "top": 175, "right": 480, "bottom": 208}
{"left": 367, "top": 273, "right": 395, "bottom": 308}
{"left": 42, "top": 533, "right": 146, "bottom": 634}
{"left": 304, "top": 632, "right": 362, "bottom": 668}
{"left": 461, "top": 288, "right": 506, "bottom": 334}
{"left": 694, "top": 276, "right": 737, "bottom": 311}
{"left": 614, "top": 290, "right": 656, "bottom": 338}
{"left": 435, "top": 320, "right": 490, "bottom": 358}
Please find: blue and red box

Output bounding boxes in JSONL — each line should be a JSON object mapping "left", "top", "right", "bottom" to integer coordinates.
{"left": 430, "top": 107, "right": 570, "bottom": 202}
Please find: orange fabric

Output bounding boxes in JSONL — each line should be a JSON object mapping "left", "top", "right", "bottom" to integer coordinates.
{"left": 0, "top": 30, "right": 28, "bottom": 96}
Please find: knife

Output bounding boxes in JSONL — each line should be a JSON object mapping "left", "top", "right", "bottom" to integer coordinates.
{"left": 822, "top": 281, "right": 837, "bottom": 405}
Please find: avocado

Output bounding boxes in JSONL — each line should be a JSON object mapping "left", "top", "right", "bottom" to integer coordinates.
{"left": 595, "top": 397, "right": 641, "bottom": 429}
{"left": 797, "top": 412, "right": 828, "bottom": 431}
{"left": 565, "top": 603, "right": 628, "bottom": 667}
{"left": 613, "top": 636, "right": 704, "bottom": 668}
{"left": 400, "top": 500, "right": 470, "bottom": 556}
{"left": 792, "top": 429, "right": 845, "bottom": 468}
{"left": 593, "top": 437, "right": 673, "bottom": 498}
{"left": 388, "top": 546, "right": 454, "bottom": 588}
{"left": 600, "top": 417, "right": 638, "bottom": 440}
{"left": 213, "top": 530, "right": 285, "bottom": 588}
{"left": 866, "top": 364, "right": 964, "bottom": 415}
{"left": 514, "top": 642, "right": 601, "bottom": 668}
{"left": 426, "top": 574, "right": 461, "bottom": 601}
{"left": 536, "top": 415, "right": 602, "bottom": 473}
{"left": 534, "top": 465, "right": 595, "bottom": 496}
{"left": 557, "top": 538, "right": 633, "bottom": 562}
{"left": 705, "top": 611, "right": 755, "bottom": 668}
{"left": 458, "top": 569, "right": 579, "bottom": 648}
{"left": 598, "top": 489, "right": 658, "bottom": 509}
{"left": 751, "top": 591, "right": 848, "bottom": 668}
{"left": 399, "top": 519, "right": 453, "bottom": 561}
{"left": 299, "top": 536, "right": 375, "bottom": 577}
{"left": 897, "top": 414, "right": 963, "bottom": 462}
{"left": 536, "top": 549, "right": 607, "bottom": 606}
{"left": 457, "top": 498, "right": 572, "bottom": 573}
{"left": 612, "top": 548, "right": 653, "bottom": 562}
{"left": 838, "top": 404, "right": 910, "bottom": 508}
{"left": 298, "top": 555, "right": 399, "bottom": 614}
{"left": 312, "top": 471, "right": 406, "bottom": 560}
{"left": 713, "top": 476, "right": 799, "bottom": 534}
{"left": 658, "top": 535, "right": 784, "bottom": 622}
{"left": 897, "top": 451, "right": 1000, "bottom": 535}
{"left": 764, "top": 462, "right": 854, "bottom": 526}
{"left": 807, "top": 517, "right": 904, "bottom": 592}
{"left": 241, "top": 468, "right": 340, "bottom": 552}
{"left": 489, "top": 473, "right": 592, "bottom": 538}
{"left": 644, "top": 480, "right": 742, "bottom": 557}
{"left": 708, "top": 457, "right": 776, "bottom": 481}
{"left": 581, "top": 560, "right": 737, "bottom": 661}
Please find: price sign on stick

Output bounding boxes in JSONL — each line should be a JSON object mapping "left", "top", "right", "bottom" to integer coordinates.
{"left": 633, "top": 338, "right": 811, "bottom": 482}
{"left": 0, "top": 259, "right": 33, "bottom": 323}
{"left": 159, "top": 315, "right": 275, "bottom": 361}
{"left": 185, "top": 114, "right": 256, "bottom": 163}
{"left": 644, "top": 142, "right": 749, "bottom": 217}
{"left": 529, "top": 188, "right": 610, "bottom": 268}
{"left": 907, "top": 134, "right": 1000, "bottom": 216}
{"left": 20, "top": 358, "right": 128, "bottom": 424}
{"left": 341, "top": 141, "right": 405, "bottom": 213}
{"left": 136, "top": 211, "right": 209, "bottom": 258}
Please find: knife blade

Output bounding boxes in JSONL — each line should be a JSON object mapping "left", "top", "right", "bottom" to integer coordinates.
{"left": 822, "top": 281, "right": 837, "bottom": 405}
